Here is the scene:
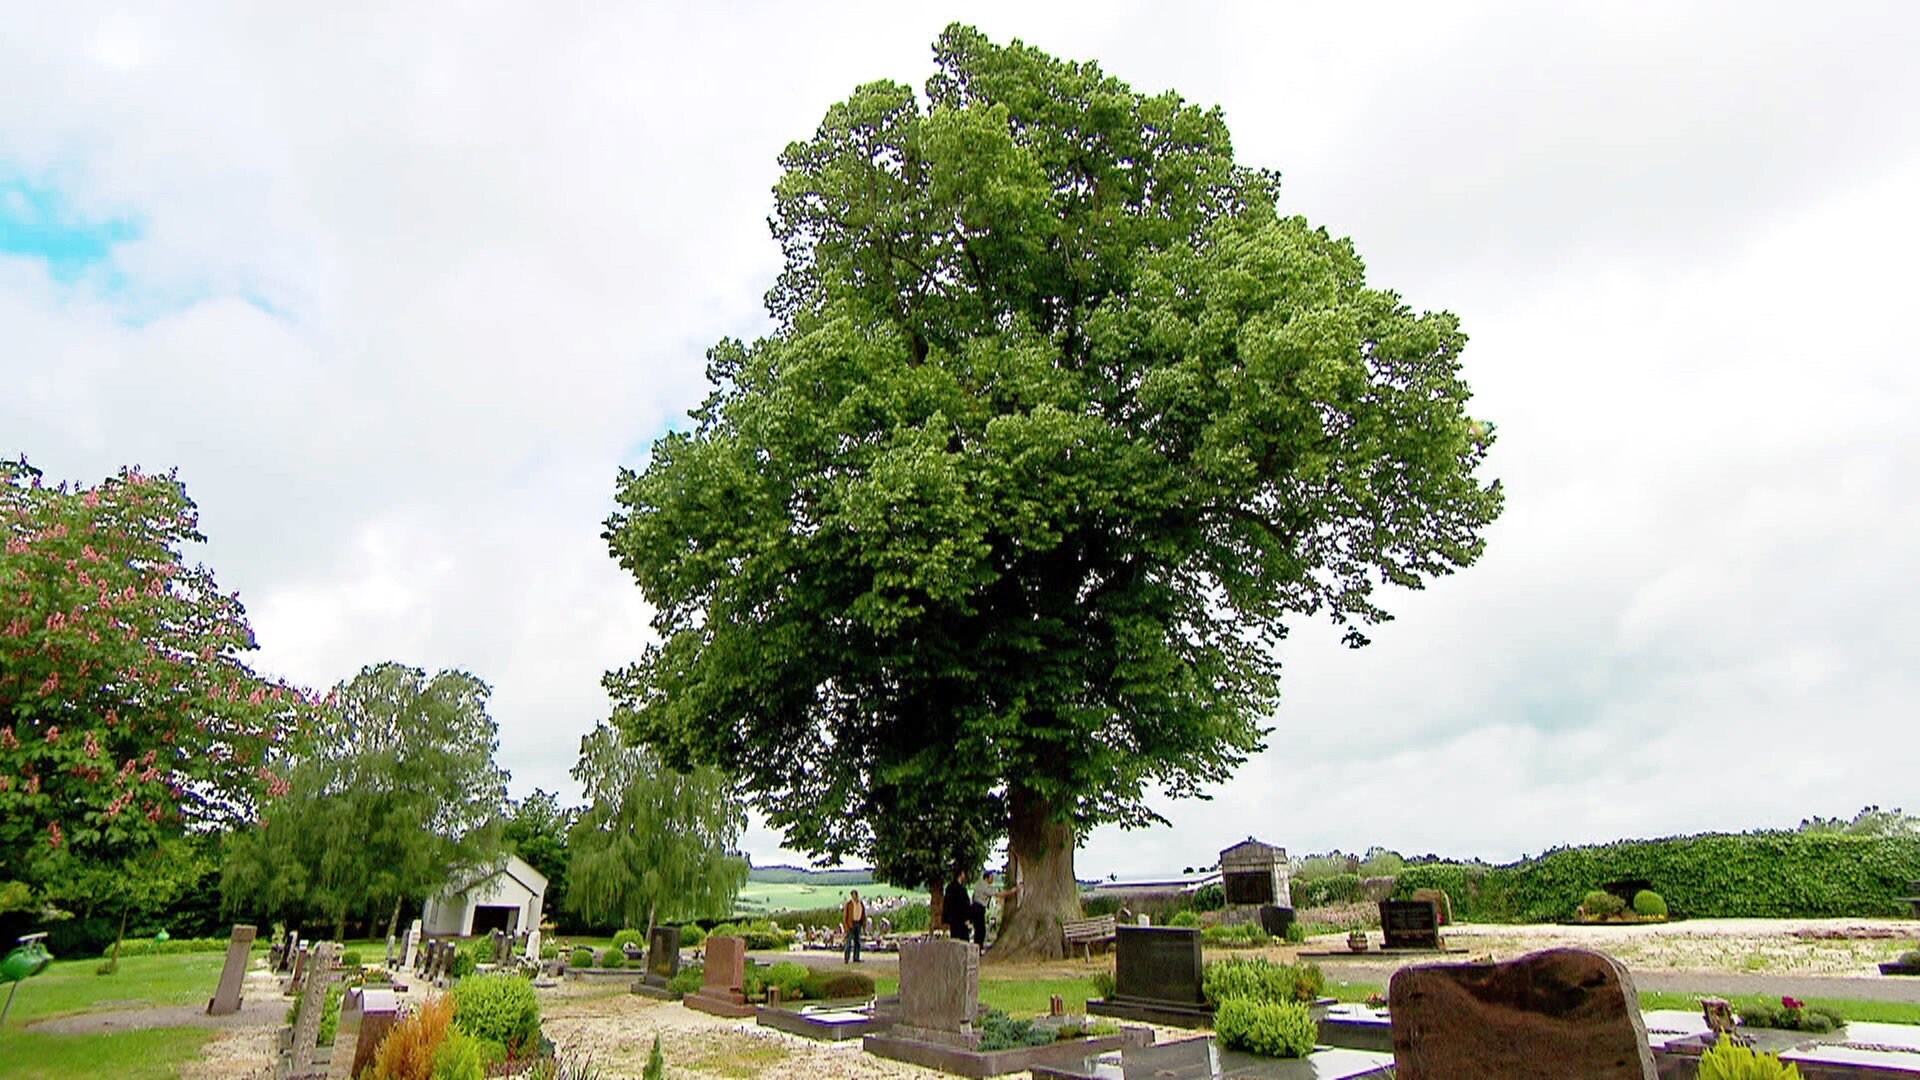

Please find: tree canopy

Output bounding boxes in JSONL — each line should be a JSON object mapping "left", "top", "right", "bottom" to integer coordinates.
{"left": 0, "top": 458, "right": 316, "bottom": 926}
{"left": 564, "top": 722, "right": 747, "bottom": 934}
{"left": 603, "top": 25, "right": 1502, "bottom": 957}
{"left": 221, "top": 662, "right": 509, "bottom": 938}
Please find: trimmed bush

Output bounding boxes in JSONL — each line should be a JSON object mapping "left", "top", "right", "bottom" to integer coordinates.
{"left": 97, "top": 936, "right": 236, "bottom": 958}
{"left": 1214, "top": 998, "right": 1317, "bottom": 1058}
{"left": 597, "top": 948, "right": 624, "bottom": 970}
{"left": 569, "top": 946, "right": 594, "bottom": 969}
{"left": 1697, "top": 1036, "right": 1806, "bottom": 1079}
{"left": 1633, "top": 890, "right": 1668, "bottom": 918}
{"left": 800, "top": 968, "right": 876, "bottom": 1000}
{"left": 449, "top": 973, "right": 543, "bottom": 1054}
{"left": 1579, "top": 890, "right": 1628, "bottom": 919}
{"left": 1167, "top": 910, "right": 1201, "bottom": 928}
{"left": 763, "top": 961, "right": 810, "bottom": 999}
{"left": 1395, "top": 833, "right": 1920, "bottom": 923}
{"left": 1202, "top": 958, "right": 1325, "bottom": 1006}
{"left": 1202, "top": 922, "right": 1271, "bottom": 948}
{"left": 1738, "top": 997, "right": 1844, "bottom": 1034}
{"left": 340, "top": 949, "right": 365, "bottom": 969}
{"left": 678, "top": 923, "right": 706, "bottom": 948}
{"left": 667, "top": 963, "right": 703, "bottom": 996}
{"left": 610, "top": 928, "right": 645, "bottom": 954}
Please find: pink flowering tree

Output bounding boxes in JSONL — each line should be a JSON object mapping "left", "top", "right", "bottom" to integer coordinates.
{"left": 0, "top": 457, "right": 319, "bottom": 944}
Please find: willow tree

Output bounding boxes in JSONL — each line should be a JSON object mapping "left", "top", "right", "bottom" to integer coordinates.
{"left": 564, "top": 722, "right": 747, "bottom": 936}
{"left": 604, "top": 25, "right": 1503, "bottom": 959}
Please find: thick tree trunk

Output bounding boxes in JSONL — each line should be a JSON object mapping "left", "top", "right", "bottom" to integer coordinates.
{"left": 333, "top": 907, "right": 347, "bottom": 943}
{"left": 927, "top": 883, "right": 946, "bottom": 935}
{"left": 385, "top": 897, "right": 403, "bottom": 945}
{"left": 985, "top": 785, "right": 1080, "bottom": 963}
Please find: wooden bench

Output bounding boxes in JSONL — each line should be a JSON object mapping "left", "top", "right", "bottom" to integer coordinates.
{"left": 1063, "top": 915, "right": 1118, "bottom": 960}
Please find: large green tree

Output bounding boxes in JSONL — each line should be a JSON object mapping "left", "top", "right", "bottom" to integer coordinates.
{"left": 564, "top": 722, "right": 747, "bottom": 935}
{"left": 503, "top": 788, "right": 574, "bottom": 927}
{"left": 0, "top": 459, "right": 317, "bottom": 948}
{"left": 604, "top": 26, "right": 1502, "bottom": 958}
{"left": 221, "top": 662, "right": 509, "bottom": 940}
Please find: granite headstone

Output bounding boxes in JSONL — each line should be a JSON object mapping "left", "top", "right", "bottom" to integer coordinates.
{"left": 207, "top": 924, "right": 256, "bottom": 1016}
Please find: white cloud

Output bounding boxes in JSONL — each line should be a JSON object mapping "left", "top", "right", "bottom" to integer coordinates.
{"left": 4, "top": 3, "right": 1917, "bottom": 879}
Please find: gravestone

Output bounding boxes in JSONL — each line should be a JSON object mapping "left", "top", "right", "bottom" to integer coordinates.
{"left": 684, "top": 935, "right": 754, "bottom": 1018}
{"left": 1220, "top": 838, "right": 1291, "bottom": 926}
{"left": 1257, "top": 905, "right": 1296, "bottom": 939}
{"left": 633, "top": 925, "right": 682, "bottom": 999}
{"left": 892, "top": 937, "right": 980, "bottom": 1048}
{"left": 287, "top": 943, "right": 310, "bottom": 994}
{"left": 1088, "top": 926, "right": 1211, "bottom": 1027}
{"left": 207, "top": 924, "right": 256, "bottom": 1016}
{"left": 525, "top": 927, "right": 541, "bottom": 963}
{"left": 402, "top": 921, "right": 421, "bottom": 970}
{"left": 491, "top": 928, "right": 508, "bottom": 966}
{"left": 279, "top": 930, "right": 300, "bottom": 973}
{"left": 286, "top": 941, "right": 341, "bottom": 1080}
{"left": 326, "top": 985, "right": 398, "bottom": 1080}
{"left": 1380, "top": 899, "right": 1442, "bottom": 950}
{"left": 1388, "top": 948, "right": 1655, "bottom": 1079}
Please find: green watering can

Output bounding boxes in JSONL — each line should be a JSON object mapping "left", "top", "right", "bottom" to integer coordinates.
{"left": 1, "top": 933, "right": 54, "bottom": 1026}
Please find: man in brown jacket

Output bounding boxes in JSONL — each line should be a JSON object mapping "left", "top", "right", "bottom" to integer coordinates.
{"left": 842, "top": 889, "right": 867, "bottom": 963}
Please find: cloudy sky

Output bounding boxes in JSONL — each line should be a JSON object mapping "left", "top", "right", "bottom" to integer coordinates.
{"left": 5, "top": 3, "right": 1917, "bottom": 879}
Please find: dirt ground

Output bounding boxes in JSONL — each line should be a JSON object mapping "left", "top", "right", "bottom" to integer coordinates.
{"left": 38, "top": 918, "right": 1920, "bottom": 1079}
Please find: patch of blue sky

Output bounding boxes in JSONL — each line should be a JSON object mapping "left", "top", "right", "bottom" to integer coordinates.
{"left": 0, "top": 177, "right": 139, "bottom": 283}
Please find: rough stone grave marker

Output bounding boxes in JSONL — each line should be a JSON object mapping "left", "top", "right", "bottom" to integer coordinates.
{"left": 326, "top": 985, "right": 397, "bottom": 1080}
{"left": 892, "top": 937, "right": 979, "bottom": 1048}
{"left": 684, "top": 935, "right": 754, "bottom": 1018}
{"left": 1389, "top": 947, "right": 1655, "bottom": 1079}
{"left": 207, "top": 924, "right": 256, "bottom": 1016}
{"left": 286, "top": 941, "right": 341, "bottom": 1080}
{"left": 1088, "top": 926, "right": 1210, "bottom": 1027}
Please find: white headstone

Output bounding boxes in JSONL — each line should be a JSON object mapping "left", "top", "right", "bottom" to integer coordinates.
{"left": 402, "top": 920, "right": 422, "bottom": 969}
{"left": 525, "top": 928, "right": 541, "bottom": 962}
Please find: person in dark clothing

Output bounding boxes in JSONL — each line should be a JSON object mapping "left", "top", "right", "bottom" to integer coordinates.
{"left": 943, "top": 870, "right": 973, "bottom": 941}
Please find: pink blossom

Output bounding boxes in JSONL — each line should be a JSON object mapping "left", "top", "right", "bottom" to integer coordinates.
{"left": 47, "top": 820, "right": 63, "bottom": 848}
{"left": 43, "top": 726, "right": 59, "bottom": 744}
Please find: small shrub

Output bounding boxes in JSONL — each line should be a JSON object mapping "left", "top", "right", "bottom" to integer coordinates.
{"left": 1697, "top": 1035, "right": 1805, "bottom": 1079}
{"left": 1191, "top": 883, "right": 1224, "bottom": 911}
{"left": 1090, "top": 970, "right": 1117, "bottom": 1000}
{"left": 430, "top": 1028, "right": 486, "bottom": 1080}
{"left": 890, "top": 902, "right": 931, "bottom": 932}
{"left": 610, "top": 929, "right": 645, "bottom": 955}
{"left": 319, "top": 982, "right": 346, "bottom": 1045}
{"left": 976, "top": 1008, "right": 1056, "bottom": 1052}
{"left": 340, "top": 949, "right": 365, "bottom": 969}
{"left": 800, "top": 968, "right": 876, "bottom": 1000}
{"left": 372, "top": 994, "right": 456, "bottom": 1080}
{"left": 666, "top": 964, "right": 703, "bottom": 996}
{"left": 569, "top": 946, "right": 594, "bottom": 969}
{"left": 540, "top": 939, "right": 561, "bottom": 960}
{"left": 597, "top": 948, "right": 624, "bottom": 970}
{"left": 1203, "top": 957, "right": 1325, "bottom": 1006}
{"left": 96, "top": 936, "right": 234, "bottom": 958}
{"left": 1738, "top": 996, "right": 1844, "bottom": 1033}
{"left": 1201, "top": 922, "right": 1271, "bottom": 948}
{"left": 1214, "top": 997, "right": 1317, "bottom": 1058}
{"left": 1900, "top": 949, "right": 1920, "bottom": 967}
{"left": 449, "top": 972, "right": 542, "bottom": 1054}
{"left": 1578, "top": 890, "right": 1627, "bottom": 919}
{"left": 642, "top": 1035, "right": 666, "bottom": 1080}
{"left": 1284, "top": 922, "right": 1306, "bottom": 943}
{"left": 678, "top": 923, "right": 706, "bottom": 948}
{"left": 1633, "top": 890, "right": 1669, "bottom": 918}
{"left": 1168, "top": 910, "right": 1201, "bottom": 928}
{"left": 763, "top": 961, "right": 810, "bottom": 999}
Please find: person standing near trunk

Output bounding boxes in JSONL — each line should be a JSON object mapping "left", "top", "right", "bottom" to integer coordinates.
{"left": 971, "top": 870, "right": 1017, "bottom": 949}
{"left": 943, "top": 870, "right": 972, "bottom": 941}
{"left": 842, "top": 889, "right": 866, "bottom": 963}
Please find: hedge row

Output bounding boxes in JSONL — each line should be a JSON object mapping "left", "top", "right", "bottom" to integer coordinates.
{"left": 1393, "top": 833, "right": 1920, "bottom": 922}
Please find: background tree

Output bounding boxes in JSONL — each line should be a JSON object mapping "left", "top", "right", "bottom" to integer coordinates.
{"left": 604, "top": 26, "right": 1502, "bottom": 958}
{"left": 564, "top": 722, "right": 747, "bottom": 936}
{"left": 0, "top": 458, "right": 316, "bottom": 955}
{"left": 502, "top": 788, "right": 573, "bottom": 928}
{"left": 221, "top": 662, "right": 508, "bottom": 941}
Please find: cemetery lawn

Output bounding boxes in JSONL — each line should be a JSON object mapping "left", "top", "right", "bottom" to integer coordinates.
{"left": 1637, "top": 991, "right": 1920, "bottom": 1025}
{"left": 0, "top": 1026, "right": 213, "bottom": 1079}
{"left": 869, "top": 971, "right": 1095, "bottom": 1016}
{"left": 0, "top": 952, "right": 228, "bottom": 1028}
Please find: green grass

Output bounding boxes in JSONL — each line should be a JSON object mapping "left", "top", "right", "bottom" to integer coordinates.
{"left": 0, "top": 952, "right": 228, "bottom": 1030}
{"left": 0, "top": 1026, "right": 214, "bottom": 1079}
{"left": 1638, "top": 991, "right": 1920, "bottom": 1025}
{"left": 868, "top": 974, "right": 1094, "bottom": 1017}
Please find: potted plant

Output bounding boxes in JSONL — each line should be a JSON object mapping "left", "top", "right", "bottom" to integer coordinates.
{"left": 1347, "top": 930, "right": 1369, "bottom": 953}
{"left": 1879, "top": 950, "right": 1920, "bottom": 977}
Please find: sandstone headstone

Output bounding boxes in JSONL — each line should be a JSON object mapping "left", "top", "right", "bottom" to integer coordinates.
{"left": 1388, "top": 948, "right": 1655, "bottom": 1080}
{"left": 326, "top": 985, "right": 398, "bottom": 1080}
{"left": 286, "top": 941, "right": 341, "bottom": 1080}
{"left": 207, "top": 924, "right": 256, "bottom": 1016}
{"left": 684, "top": 935, "right": 754, "bottom": 1018}
{"left": 893, "top": 937, "right": 979, "bottom": 1049}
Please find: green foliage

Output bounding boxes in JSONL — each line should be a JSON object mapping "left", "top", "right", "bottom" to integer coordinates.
{"left": 1739, "top": 997, "right": 1845, "bottom": 1033}
{"left": 677, "top": 923, "right": 705, "bottom": 948}
{"left": 1579, "top": 890, "right": 1628, "bottom": 919}
{"left": 1190, "top": 884, "right": 1224, "bottom": 912}
{"left": 1697, "top": 1036, "right": 1805, "bottom": 1080}
{"left": 97, "top": 935, "right": 234, "bottom": 958}
{"left": 1798, "top": 806, "right": 1919, "bottom": 838}
{"left": 800, "top": 968, "right": 876, "bottom": 1000}
{"left": 1293, "top": 874, "right": 1365, "bottom": 908}
{"left": 706, "top": 919, "right": 793, "bottom": 951}
{"left": 609, "top": 929, "right": 644, "bottom": 955}
{"left": 1213, "top": 997, "right": 1317, "bottom": 1058}
{"left": 1203, "top": 957, "right": 1325, "bottom": 1006}
{"left": 319, "top": 982, "right": 345, "bottom": 1045}
{"left": 666, "top": 963, "right": 703, "bottom": 996}
{"left": 340, "top": 949, "right": 364, "bottom": 969}
{"left": 596, "top": 948, "right": 623, "bottom": 970}
{"left": 1633, "top": 890, "right": 1668, "bottom": 918}
{"left": 1, "top": 460, "right": 320, "bottom": 920}
{"left": 450, "top": 972, "right": 543, "bottom": 1054}
{"left": 564, "top": 723, "right": 747, "bottom": 934}
{"left": 1395, "top": 832, "right": 1920, "bottom": 921}
{"left": 221, "top": 663, "right": 509, "bottom": 934}
{"left": 429, "top": 1029, "right": 486, "bottom": 1080}
{"left": 503, "top": 789, "right": 573, "bottom": 928}
{"left": 568, "top": 946, "right": 594, "bottom": 969}
{"left": 1201, "top": 922, "right": 1271, "bottom": 948}
{"left": 1167, "top": 910, "right": 1200, "bottom": 928}
{"left": 602, "top": 25, "right": 1502, "bottom": 924}
{"left": 976, "top": 1008, "right": 1057, "bottom": 1052}
{"left": 1284, "top": 922, "right": 1307, "bottom": 943}
{"left": 642, "top": 1035, "right": 666, "bottom": 1080}
{"left": 762, "top": 961, "right": 810, "bottom": 999}
{"left": 1090, "top": 970, "right": 1117, "bottom": 1000}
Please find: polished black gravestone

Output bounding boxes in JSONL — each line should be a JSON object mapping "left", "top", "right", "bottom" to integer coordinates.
{"left": 1088, "top": 926, "right": 1213, "bottom": 1027}
{"left": 1028, "top": 1036, "right": 1395, "bottom": 1080}
{"left": 1379, "top": 900, "right": 1441, "bottom": 951}
{"left": 630, "top": 925, "right": 680, "bottom": 1000}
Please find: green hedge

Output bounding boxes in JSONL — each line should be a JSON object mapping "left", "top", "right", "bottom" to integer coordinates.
{"left": 1394, "top": 833, "right": 1920, "bottom": 923}
{"left": 1292, "top": 874, "right": 1364, "bottom": 908}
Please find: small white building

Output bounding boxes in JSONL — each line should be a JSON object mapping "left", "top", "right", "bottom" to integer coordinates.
{"left": 421, "top": 854, "right": 549, "bottom": 938}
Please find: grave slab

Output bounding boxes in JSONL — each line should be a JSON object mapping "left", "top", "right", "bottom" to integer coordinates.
{"left": 755, "top": 1001, "right": 887, "bottom": 1041}
{"left": 207, "top": 924, "right": 256, "bottom": 1016}
{"left": 1028, "top": 1036, "right": 1395, "bottom": 1080}
{"left": 326, "top": 986, "right": 397, "bottom": 1080}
